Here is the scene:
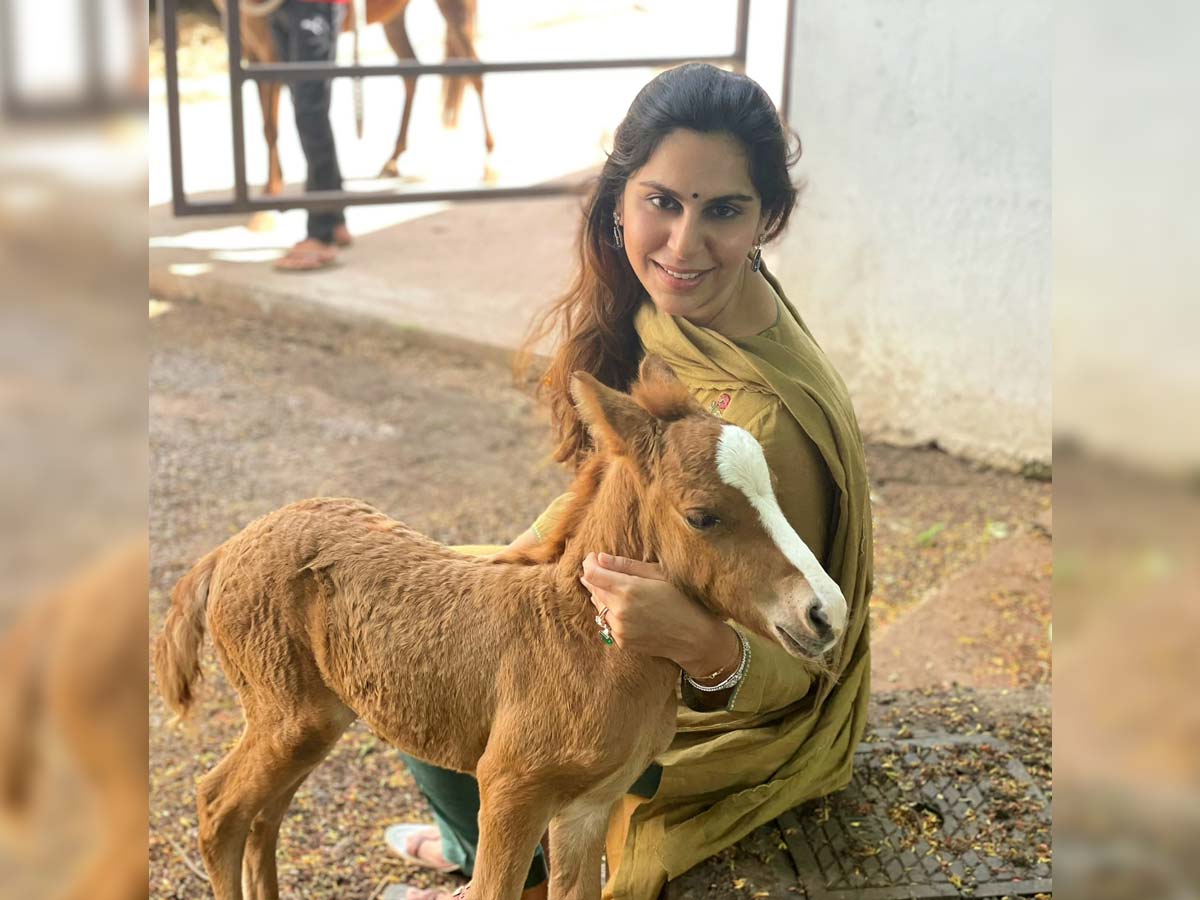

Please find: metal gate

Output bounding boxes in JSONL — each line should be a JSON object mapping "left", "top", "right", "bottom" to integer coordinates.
{"left": 159, "top": 0, "right": 795, "bottom": 216}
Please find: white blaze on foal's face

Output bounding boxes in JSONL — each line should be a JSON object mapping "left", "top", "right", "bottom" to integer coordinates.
{"left": 714, "top": 425, "right": 848, "bottom": 655}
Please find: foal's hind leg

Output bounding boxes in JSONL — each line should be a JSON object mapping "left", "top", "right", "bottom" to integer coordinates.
{"left": 241, "top": 751, "right": 338, "bottom": 900}
{"left": 197, "top": 705, "right": 352, "bottom": 900}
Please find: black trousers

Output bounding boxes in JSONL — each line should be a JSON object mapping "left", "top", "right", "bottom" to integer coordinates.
{"left": 270, "top": 0, "right": 346, "bottom": 244}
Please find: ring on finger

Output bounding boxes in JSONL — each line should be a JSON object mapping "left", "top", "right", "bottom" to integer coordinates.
{"left": 594, "top": 606, "right": 614, "bottom": 646}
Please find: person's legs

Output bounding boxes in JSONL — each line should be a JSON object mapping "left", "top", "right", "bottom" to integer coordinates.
{"left": 272, "top": 1, "right": 346, "bottom": 245}
{"left": 399, "top": 753, "right": 549, "bottom": 890}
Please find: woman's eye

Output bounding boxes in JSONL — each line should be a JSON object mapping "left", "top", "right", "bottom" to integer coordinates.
{"left": 711, "top": 205, "right": 740, "bottom": 219}
{"left": 686, "top": 511, "right": 721, "bottom": 531}
{"left": 649, "top": 195, "right": 677, "bottom": 210}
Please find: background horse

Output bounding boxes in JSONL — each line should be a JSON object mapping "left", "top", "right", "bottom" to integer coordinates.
{"left": 213, "top": 0, "right": 495, "bottom": 196}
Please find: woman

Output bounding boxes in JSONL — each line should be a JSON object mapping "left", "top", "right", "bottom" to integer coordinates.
{"left": 386, "top": 62, "right": 874, "bottom": 900}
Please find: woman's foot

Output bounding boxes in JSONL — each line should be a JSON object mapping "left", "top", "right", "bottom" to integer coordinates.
{"left": 381, "top": 887, "right": 463, "bottom": 900}
{"left": 385, "top": 823, "right": 461, "bottom": 873}
{"left": 332, "top": 223, "right": 353, "bottom": 247}
{"left": 274, "top": 238, "right": 338, "bottom": 272}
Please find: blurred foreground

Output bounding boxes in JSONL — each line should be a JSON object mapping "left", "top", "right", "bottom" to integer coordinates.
{"left": 1, "top": 2, "right": 148, "bottom": 898}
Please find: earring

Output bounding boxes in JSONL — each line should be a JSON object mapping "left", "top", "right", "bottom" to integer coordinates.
{"left": 750, "top": 239, "right": 763, "bottom": 272}
{"left": 612, "top": 211, "right": 624, "bottom": 249}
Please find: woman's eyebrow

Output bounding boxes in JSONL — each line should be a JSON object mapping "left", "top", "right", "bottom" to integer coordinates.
{"left": 638, "top": 180, "right": 754, "bottom": 204}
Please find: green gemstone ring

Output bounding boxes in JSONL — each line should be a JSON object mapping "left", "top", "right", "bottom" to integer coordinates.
{"left": 595, "top": 608, "right": 614, "bottom": 647}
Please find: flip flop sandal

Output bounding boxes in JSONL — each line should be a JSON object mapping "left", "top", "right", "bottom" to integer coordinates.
{"left": 385, "top": 823, "right": 463, "bottom": 874}
{"left": 379, "top": 886, "right": 462, "bottom": 900}
{"left": 274, "top": 242, "right": 338, "bottom": 272}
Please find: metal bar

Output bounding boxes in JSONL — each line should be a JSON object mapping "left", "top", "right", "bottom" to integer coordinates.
{"left": 0, "top": 0, "right": 22, "bottom": 116}
{"left": 733, "top": 0, "right": 750, "bottom": 72}
{"left": 780, "top": 0, "right": 796, "bottom": 127}
{"left": 82, "top": 0, "right": 105, "bottom": 109}
{"left": 166, "top": 0, "right": 765, "bottom": 214}
{"left": 174, "top": 181, "right": 590, "bottom": 215}
{"left": 226, "top": 0, "right": 249, "bottom": 204}
{"left": 243, "top": 53, "right": 745, "bottom": 81}
{"left": 162, "top": 0, "right": 189, "bottom": 216}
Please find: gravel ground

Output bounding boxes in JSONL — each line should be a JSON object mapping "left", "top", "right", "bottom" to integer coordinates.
{"left": 149, "top": 295, "right": 1050, "bottom": 898}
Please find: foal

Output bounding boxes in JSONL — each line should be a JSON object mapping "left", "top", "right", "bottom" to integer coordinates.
{"left": 154, "top": 357, "right": 847, "bottom": 900}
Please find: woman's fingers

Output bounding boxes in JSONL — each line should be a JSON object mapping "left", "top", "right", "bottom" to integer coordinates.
{"left": 596, "top": 552, "right": 666, "bottom": 581}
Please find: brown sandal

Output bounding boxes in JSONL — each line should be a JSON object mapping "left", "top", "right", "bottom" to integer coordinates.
{"left": 274, "top": 238, "right": 338, "bottom": 272}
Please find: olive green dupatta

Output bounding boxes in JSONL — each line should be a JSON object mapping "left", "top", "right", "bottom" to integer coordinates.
{"left": 604, "top": 264, "right": 874, "bottom": 899}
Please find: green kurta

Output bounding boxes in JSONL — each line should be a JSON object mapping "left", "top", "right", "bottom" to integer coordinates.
{"left": 537, "top": 265, "right": 875, "bottom": 899}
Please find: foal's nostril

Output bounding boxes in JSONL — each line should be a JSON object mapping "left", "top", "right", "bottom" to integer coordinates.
{"left": 807, "top": 603, "right": 832, "bottom": 638}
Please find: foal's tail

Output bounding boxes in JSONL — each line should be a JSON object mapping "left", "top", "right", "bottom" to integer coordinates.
{"left": 441, "top": 0, "right": 478, "bottom": 127}
{"left": 153, "top": 547, "right": 223, "bottom": 721}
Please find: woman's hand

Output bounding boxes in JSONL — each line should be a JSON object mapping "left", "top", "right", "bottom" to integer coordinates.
{"left": 580, "top": 552, "right": 740, "bottom": 679}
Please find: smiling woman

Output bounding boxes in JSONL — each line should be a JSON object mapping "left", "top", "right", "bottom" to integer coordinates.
{"left": 617, "top": 131, "right": 777, "bottom": 335}
{"left": 383, "top": 62, "right": 875, "bottom": 900}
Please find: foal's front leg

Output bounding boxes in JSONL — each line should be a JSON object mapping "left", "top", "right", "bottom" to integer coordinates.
{"left": 471, "top": 756, "right": 559, "bottom": 899}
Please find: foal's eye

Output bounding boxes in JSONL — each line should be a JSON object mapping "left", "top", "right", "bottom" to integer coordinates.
{"left": 685, "top": 511, "right": 721, "bottom": 531}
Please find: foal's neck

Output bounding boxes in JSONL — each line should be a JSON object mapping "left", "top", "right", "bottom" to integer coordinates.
{"left": 555, "top": 458, "right": 651, "bottom": 585}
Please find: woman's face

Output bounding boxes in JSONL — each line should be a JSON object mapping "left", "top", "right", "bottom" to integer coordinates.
{"left": 617, "top": 129, "right": 768, "bottom": 327}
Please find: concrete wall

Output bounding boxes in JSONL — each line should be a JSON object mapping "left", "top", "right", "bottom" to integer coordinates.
{"left": 769, "top": 1, "right": 1051, "bottom": 471}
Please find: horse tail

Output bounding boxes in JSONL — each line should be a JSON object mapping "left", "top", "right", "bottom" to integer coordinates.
{"left": 0, "top": 604, "right": 52, "bottom": 827}
{"left": 153, "top": 547, "right": 223, "bottom": 722}
{"left": 441, "top": 0, "right": 478, "bottom": 127}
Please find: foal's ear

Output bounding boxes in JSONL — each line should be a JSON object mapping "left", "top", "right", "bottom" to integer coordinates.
{"left": 570, "top": 372, "right": 655, "bottom": 458}
{"left": 633, "top": 354, "right": 699, "bottom": 420}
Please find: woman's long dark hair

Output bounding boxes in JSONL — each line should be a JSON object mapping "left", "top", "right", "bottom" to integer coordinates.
{"left": 520, "top": 63, "right": 803, "bottom": 469}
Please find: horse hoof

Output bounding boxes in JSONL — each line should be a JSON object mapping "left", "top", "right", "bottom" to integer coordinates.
{"left": 247, "top": 210, "right": 278, "bottom": 233}
{"left": 379, "top": 161, "right": 400, "bottom": 179}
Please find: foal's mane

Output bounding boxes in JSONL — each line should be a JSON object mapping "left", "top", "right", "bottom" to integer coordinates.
{"left": 493, "top": 369, "right": 699, "bottom": 567}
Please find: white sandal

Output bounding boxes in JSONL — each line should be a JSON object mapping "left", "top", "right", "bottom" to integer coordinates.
{"left": 385, "top": 823, "right": 463, "bottom": 874}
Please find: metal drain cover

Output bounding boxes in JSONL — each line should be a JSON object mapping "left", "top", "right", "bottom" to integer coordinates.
{"left": 779, "top": 734, "right": 1051, "bottom": 899}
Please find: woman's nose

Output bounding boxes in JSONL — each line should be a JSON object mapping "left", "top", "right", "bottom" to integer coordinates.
{"left": 667, "top": 210, "right": 705, "bottom": 260}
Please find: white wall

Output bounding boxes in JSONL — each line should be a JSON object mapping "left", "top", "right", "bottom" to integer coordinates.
{"left": 770, "top": 0, "right": 1051, "bottom": 471}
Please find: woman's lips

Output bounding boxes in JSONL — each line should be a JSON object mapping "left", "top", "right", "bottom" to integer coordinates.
{"left": 652, "top": 260, "right": 713, "bottom": 290}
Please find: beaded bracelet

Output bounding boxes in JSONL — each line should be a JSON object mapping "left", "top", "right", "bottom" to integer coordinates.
{"left": 685, "top": 630, "right": 750, "bottom": 693}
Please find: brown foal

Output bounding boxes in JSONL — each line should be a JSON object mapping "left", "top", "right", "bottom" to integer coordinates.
{"left": 154, "top": 357, "right": 847, "bottom": 900}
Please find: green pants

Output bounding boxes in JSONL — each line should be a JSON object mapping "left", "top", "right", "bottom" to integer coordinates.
{"left": 399, "top": 755, "right": 663, "bottom": 890}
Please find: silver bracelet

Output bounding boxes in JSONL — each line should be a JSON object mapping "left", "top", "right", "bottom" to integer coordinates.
{"left": 685, "top": 630, "right": 750, "bottom": 692}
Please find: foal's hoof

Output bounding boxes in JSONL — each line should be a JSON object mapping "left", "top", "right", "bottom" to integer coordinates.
{"left": 379, "top": 160, "right": 401, "bottom": 179}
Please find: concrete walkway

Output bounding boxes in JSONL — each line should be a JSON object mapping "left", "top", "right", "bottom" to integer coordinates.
{"left": 149, "top": 182, "right": 588, "bottom": 363}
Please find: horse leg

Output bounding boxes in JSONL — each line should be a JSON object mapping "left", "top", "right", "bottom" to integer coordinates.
{"left": 434, "top": 0, "right": 495, "bottom": 173}
{"left": 471, "top": 748, "right": 559, "bottom": 899}
{"left": 257, "top": 79, "right": 284, "bottom": 197}
{"left": 197, "top": 704, "right": 351, "bottom": 900}
{"left": 547, "top": 798, "right": 612, "bottom": 900}
{"left": 241, "top": 769, "right": 314, "bottom": 900}
{"left": 380, "top": 14, "right": 419, "bottom": 178}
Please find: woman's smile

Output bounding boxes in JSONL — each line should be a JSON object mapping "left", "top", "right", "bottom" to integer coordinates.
{"left": 652, "top": 259, "right": 716, "bottom": 291}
